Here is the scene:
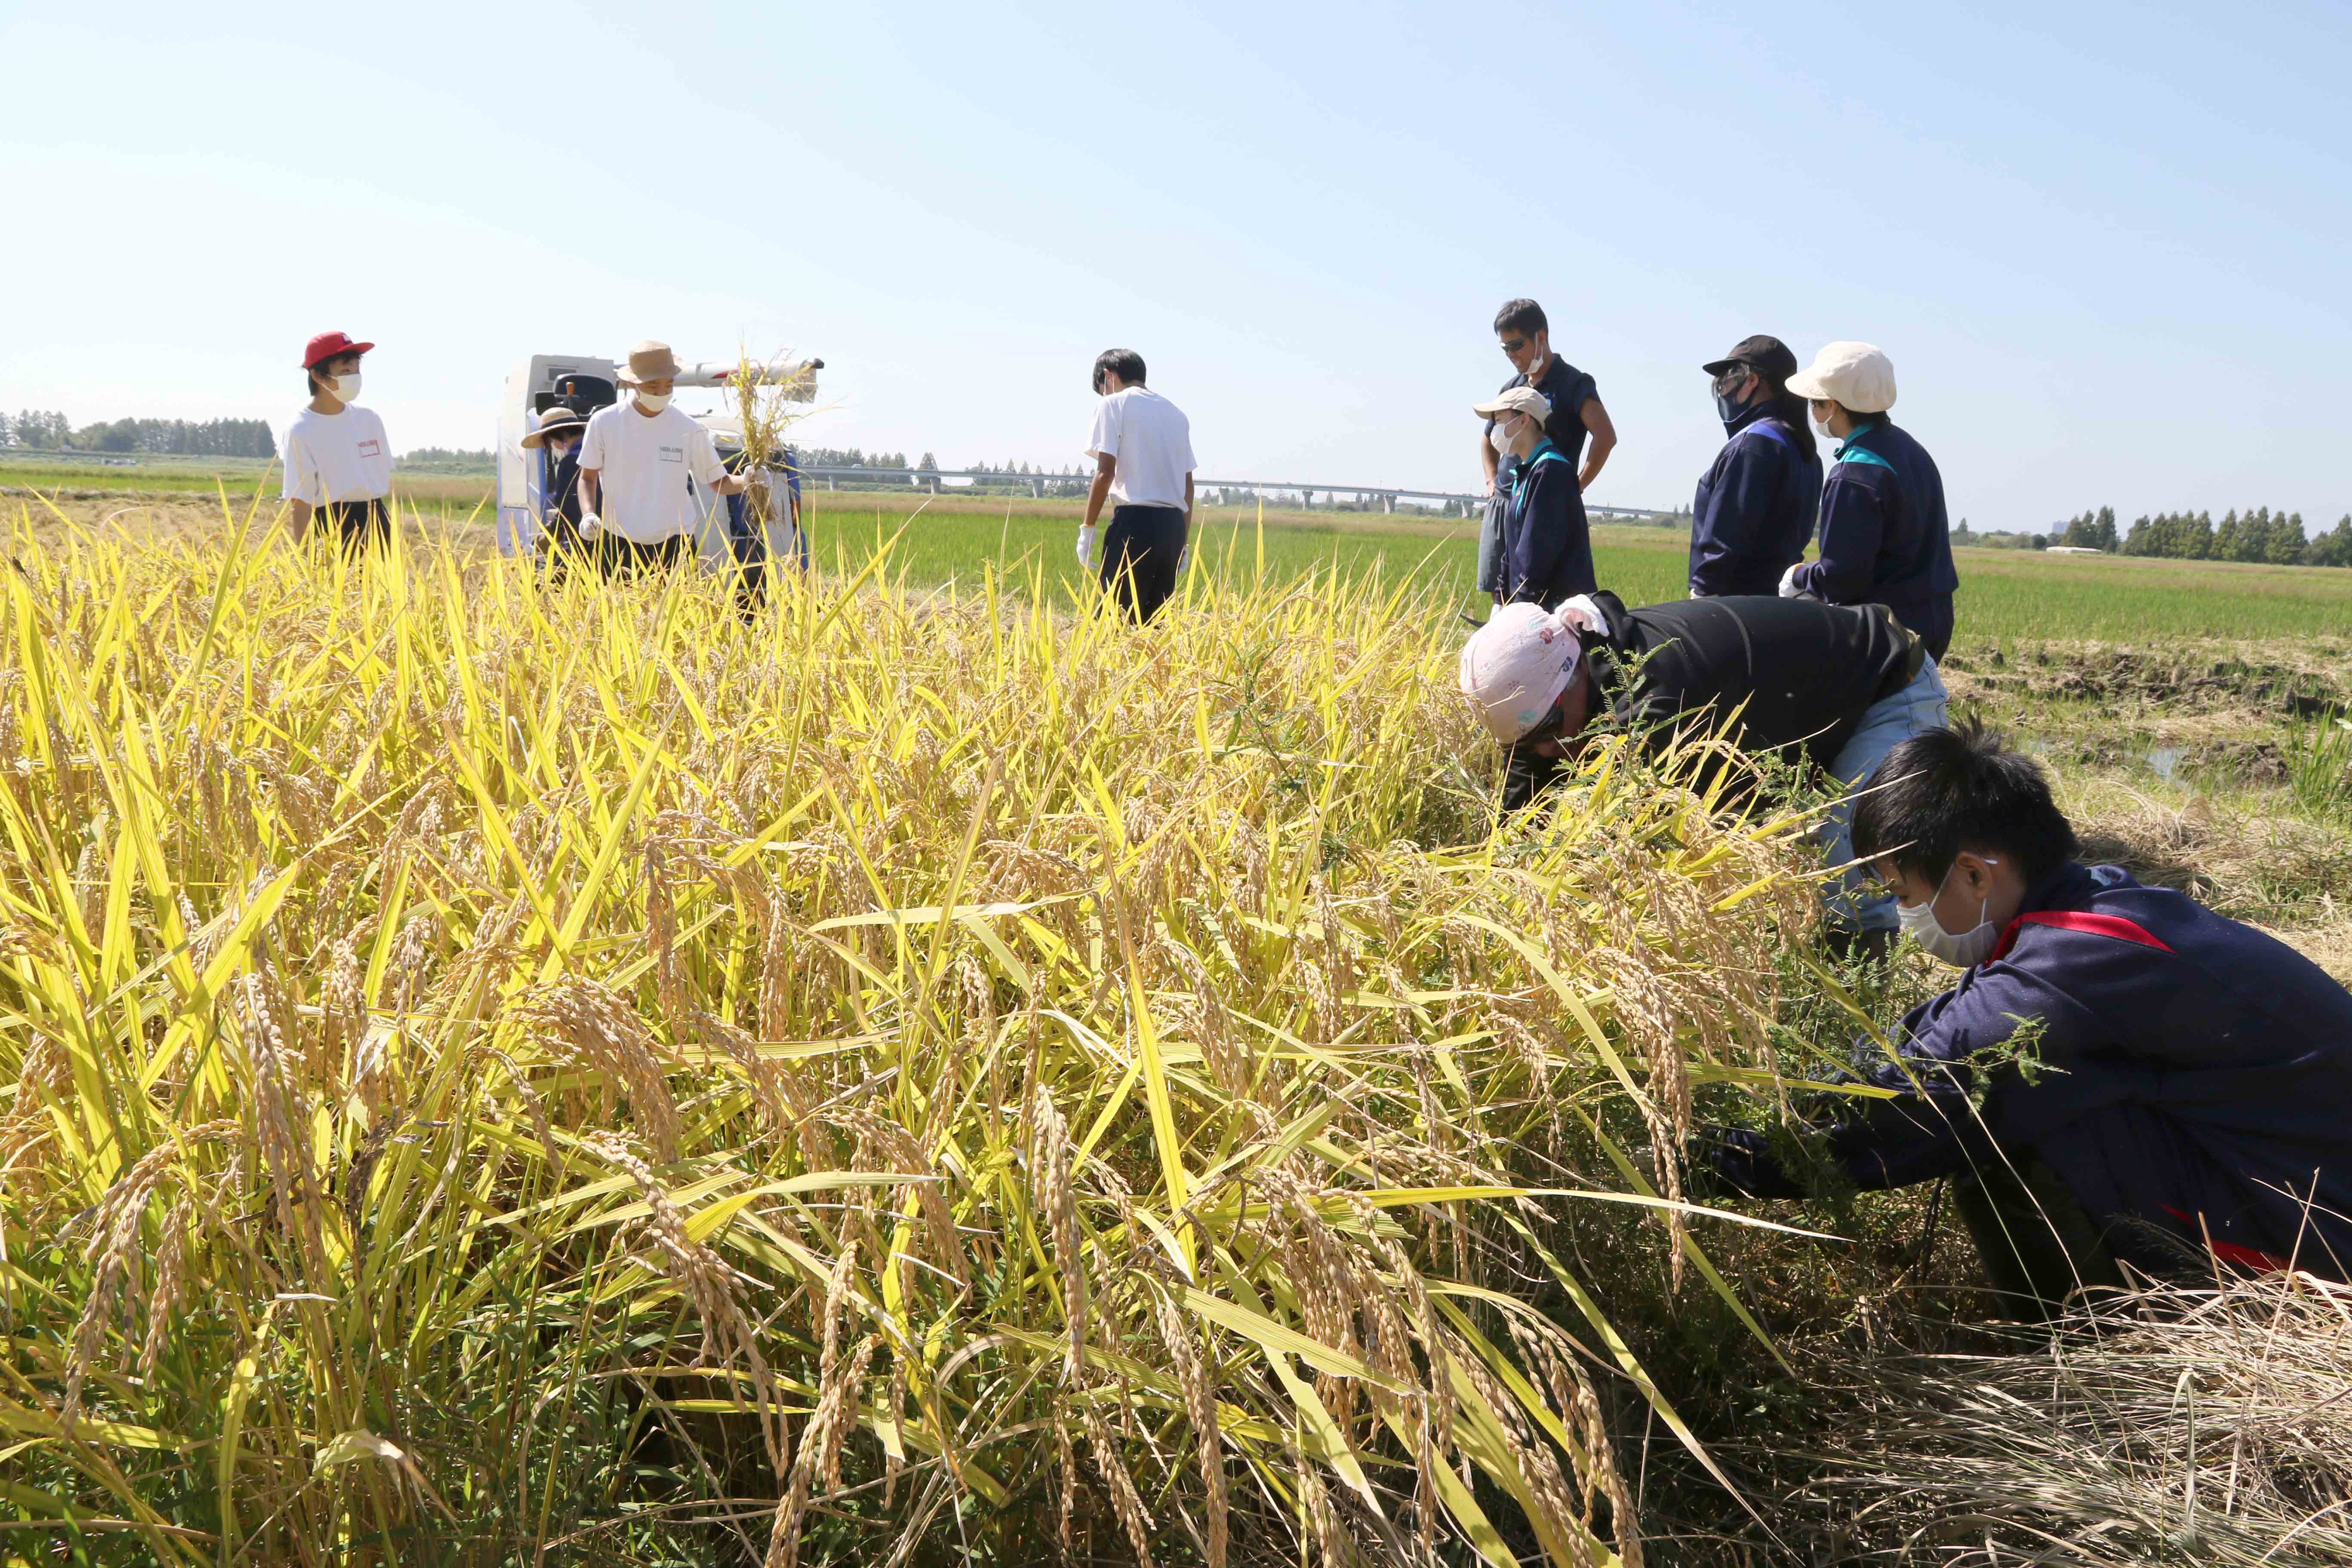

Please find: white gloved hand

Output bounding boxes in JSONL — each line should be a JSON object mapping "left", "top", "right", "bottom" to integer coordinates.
{"left": 1076, "top": 525, "right": 1097, "bottom": 570}
{"left": 1553, "top": 593, "right": 1606, "bottom": 635}
{"left": 1777, "top": 563, "right": 1804, "bottom": 598}
{"left": 580, "top": 511, "right": 605, "bottom": 541}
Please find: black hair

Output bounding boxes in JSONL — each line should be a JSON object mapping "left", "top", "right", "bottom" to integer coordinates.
{"left": 1852, "top": 719, "right": 2078, "bottom": 887}
{"left": 1493, "top": 299, "right": 1548, "bottom": 339}
{"left": 1752, "top": 371, "right": 1817, "bottom": 464}
{"left": 1092, "top": 348, "right": 1146, "bottom": 392}
{"left": 306, "top": 353, "right": 361, "bottom": 396}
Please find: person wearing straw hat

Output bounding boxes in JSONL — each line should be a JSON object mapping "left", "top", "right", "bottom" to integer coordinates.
{"left": 1473, "top": 384, "right": 1595, "bottom": 608}
{"left": 576, "top": 340, "right": 754, "bottom": 577}
{"left": 1780, "top": 341, "right": 1959, "bottom": 660}
{"left": 521, "top": 404, "right": 589, "bottom": 563}
{"left": 282, "top": 330, "right": 392, "bottom": 550}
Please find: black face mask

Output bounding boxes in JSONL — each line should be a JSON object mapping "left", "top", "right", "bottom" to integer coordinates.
{"left": 1714, "top": 390, "right": 1747, "bottom": 426}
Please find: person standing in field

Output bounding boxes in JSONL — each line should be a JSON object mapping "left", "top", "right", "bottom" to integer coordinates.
{"left": 576, "top": 340, "right": 753, "bottom": 578}
{"left": 522, "top": 405, "right": 589, "bottom": 567}
{"left": 1476, "top": 299, "right": 1616, "bottom": 606}
{"left": 1688, "top": 334, "right": 1822, "bottom": 597}
{"left": 1474, "top": 386, "right": 1594, "bottom": 606}
{"left": 1780, "top": 342, "right": 1959, "bottom": 660}
{"left": 1078, "top": 349, "right": 1195, "bottom": 623}
{"left": 282, "top": 331, "right": 392, "bottom": 550}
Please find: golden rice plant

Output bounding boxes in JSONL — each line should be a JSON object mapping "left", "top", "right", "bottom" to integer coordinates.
{"left": 0, "top": 501, "right": 1817, "bottom": 1565}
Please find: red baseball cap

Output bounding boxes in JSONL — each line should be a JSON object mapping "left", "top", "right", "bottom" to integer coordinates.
{"left": 300, "top": 331, "right": 375, "bottom": 370}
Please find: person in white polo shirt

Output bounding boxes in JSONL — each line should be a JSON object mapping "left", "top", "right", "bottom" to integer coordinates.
{"left": 1078, "top": 349, "right": 1195, "bottom": 623}
{"left": 576, "top": 340, "right": 754, "bottom": 578}
{"left": 282, "top": 330, "right": 392, "bottom": 550}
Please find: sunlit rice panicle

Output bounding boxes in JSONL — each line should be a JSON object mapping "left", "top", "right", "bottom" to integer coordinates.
{"left": 0, "top": 512, "right": 1831, "bottom": 1565}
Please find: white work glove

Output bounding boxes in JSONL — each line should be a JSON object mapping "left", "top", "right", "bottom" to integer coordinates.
{"left": 1777, "top": 563, "right": 1804, "bottom": 598}
{"left": 579, "top": 511, "right": 605, "bottom": 541}
{"left": 1553, "top": 593, "right": 1606, "bottom": 635}
{"left": 1076, "top": 525, "right": 1097, "bottom": 570}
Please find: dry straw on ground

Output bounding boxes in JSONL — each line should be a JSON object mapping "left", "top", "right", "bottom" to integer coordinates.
{"left": 1769, "top": 1273, "right": 2352, "bottom": 1565}
{"left": 0, "top": 504, "right": 1821, "bottom": 1564}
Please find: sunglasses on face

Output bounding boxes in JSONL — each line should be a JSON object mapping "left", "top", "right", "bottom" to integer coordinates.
{"left": 1499, "top": 336, "right": 1529, "bottom": 355}
{"left": 1712, "top": 365, "right": 1753, "bottom": 394}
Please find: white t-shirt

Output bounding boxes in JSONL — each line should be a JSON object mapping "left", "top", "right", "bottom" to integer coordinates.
{"left": 282, "top": 404, "right": 392, "bottom": 505}
{"left": 578, "top": 400, "right": 727, "bottom": 542}
{"left": 1084, "top": 386, "right": 1195, "bottom": 510}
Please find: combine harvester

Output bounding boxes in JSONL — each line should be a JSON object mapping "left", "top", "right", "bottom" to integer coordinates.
{"left": 494, "top": 351, "right": 822, "bottom": 569}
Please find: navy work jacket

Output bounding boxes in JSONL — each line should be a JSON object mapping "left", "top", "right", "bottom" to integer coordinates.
{"left": 1790, "top": 418, "right": 1959, "bottom": 659}
{"left": 1499, "top": 440, "right": 1596, "bottom": 608}
{"left": 1715, "top": 862, "right": 2352, "bottom": 1278}
{"left": 1689, "top": 404, "right": 1821, "bottom": 597}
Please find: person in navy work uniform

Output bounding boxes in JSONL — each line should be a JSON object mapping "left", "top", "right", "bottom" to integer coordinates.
{"left": 1690, "top": 334, "right": 1822, "bottom": 598}
{"left": 1697, "top": 723, "right": 2352, "bottom": 1315}
{"left": 1476, "top": 299, "right": 1616, "bottom": 605}
{"left": 1475, "top": 386, "right": 1594, "bottom": 607}
{"left": 1779, "top": 341, "right": 1960, "bottom": 660}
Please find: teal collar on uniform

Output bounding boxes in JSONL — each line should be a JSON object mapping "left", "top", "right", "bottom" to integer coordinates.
{"left": 1834, "top": 418, "right": 1894, "bottom": 470}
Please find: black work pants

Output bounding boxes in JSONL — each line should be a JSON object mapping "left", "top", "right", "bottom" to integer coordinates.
{"left": 1099, "top": 505, "right": 1187, "bottom": 623}
{"left": 310, "top": 498, "right": 390, "bottom": 552}
{"left": 585, "top": 532, "right": 690, "bottom": 579}
{"left": 1952, "top": 1152, "right": 2126, "bottom": 1319}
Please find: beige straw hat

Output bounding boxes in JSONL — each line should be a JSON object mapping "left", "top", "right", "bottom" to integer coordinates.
{"left": 521, "top": 405, "right": 588, "bottom": 449}
{"left": 616, "top": 340, "right": 684, "bottom": 385}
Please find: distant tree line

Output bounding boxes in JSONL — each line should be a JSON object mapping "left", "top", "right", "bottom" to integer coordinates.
{"left": 1953, "top": 506, "right": 2352, "bottom": 567}
{"left": 393, "top": 447, "right": 494, "bottom": 472}
{"left": 2122, "top": 506, "right": 2352, "bottom": 567}
{"left": 3, "top": 409, "right": 275, "bottom": 459}
{"left": 794, "top": 446, "right": 911, "bottom": 470}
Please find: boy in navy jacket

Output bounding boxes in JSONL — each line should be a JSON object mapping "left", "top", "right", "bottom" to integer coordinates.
{"left": 1701, "top": 723, "right": 2352, "bottom": 1312}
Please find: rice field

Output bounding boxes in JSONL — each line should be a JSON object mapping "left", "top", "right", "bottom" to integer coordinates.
{"left": 0, "top": 509, "right": 1839, "bottom": 1564}
{"left": 796, "top": 495, "right": 2352, "bottom": 646}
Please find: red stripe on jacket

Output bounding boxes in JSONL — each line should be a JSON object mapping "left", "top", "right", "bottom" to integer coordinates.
{"left": 1986, "top": 908, "right": 2175, "bottom": 966}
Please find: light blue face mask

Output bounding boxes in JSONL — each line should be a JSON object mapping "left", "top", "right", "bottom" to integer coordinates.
{"left": 1896, "top": 857, "right": 2001, "bottom": 967}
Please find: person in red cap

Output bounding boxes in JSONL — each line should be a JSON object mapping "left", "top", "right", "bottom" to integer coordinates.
{"left": 282, "top": 331, "right": 392, "bottom": 549}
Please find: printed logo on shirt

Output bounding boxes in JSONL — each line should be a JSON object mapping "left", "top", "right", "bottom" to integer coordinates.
{"left": 659, "top": 445, "right": 684, "bottom": 464}
{"left": 356, "top": 439, "right": 382, "bottom": 459}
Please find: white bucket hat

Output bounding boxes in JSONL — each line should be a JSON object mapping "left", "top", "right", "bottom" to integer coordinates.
{"left": 1786, "top": 341, "right": 1896, "bottom": 413}
{"left": 1459, "top": 602, "right": 1585, "bottom": 743}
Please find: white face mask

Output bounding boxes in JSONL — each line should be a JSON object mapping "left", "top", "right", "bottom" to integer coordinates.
{"left": 634, "top": 391, "right": 671, "bottom": 413}
{"left": 1489, "top": 420, "right": 1516, "bottom": 457}
{"left": 329, "top": 372, "right": 361, "bottom": 404}
{"left": 1895, "top": 857, "right": 2002, "bottom": 968}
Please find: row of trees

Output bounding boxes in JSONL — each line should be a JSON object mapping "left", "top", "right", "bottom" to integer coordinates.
{"left": 1954, "top": 507, "right": 2352, "bottom": 567}
{"left": 795, "top": 447, "right": 913, "bottom": 470}
{"left": 2120, "top": 506, "right": 2352, "bottom": 566}
{"left": 3, "top": 409, "right": 276, "bottom": 458}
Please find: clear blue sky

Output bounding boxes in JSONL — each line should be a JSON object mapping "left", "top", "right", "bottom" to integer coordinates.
{"left": 5, "top": 0, "right": 2348, "bottom": 532}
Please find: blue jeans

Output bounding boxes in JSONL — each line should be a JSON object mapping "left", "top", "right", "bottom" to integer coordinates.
{"left": 1822, "top": 655, "right": 1949, "bottom": 932}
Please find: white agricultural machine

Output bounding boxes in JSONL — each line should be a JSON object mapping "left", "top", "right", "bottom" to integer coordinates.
{"left": 493, "top": 351, "right": 822, "bottom": 566}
